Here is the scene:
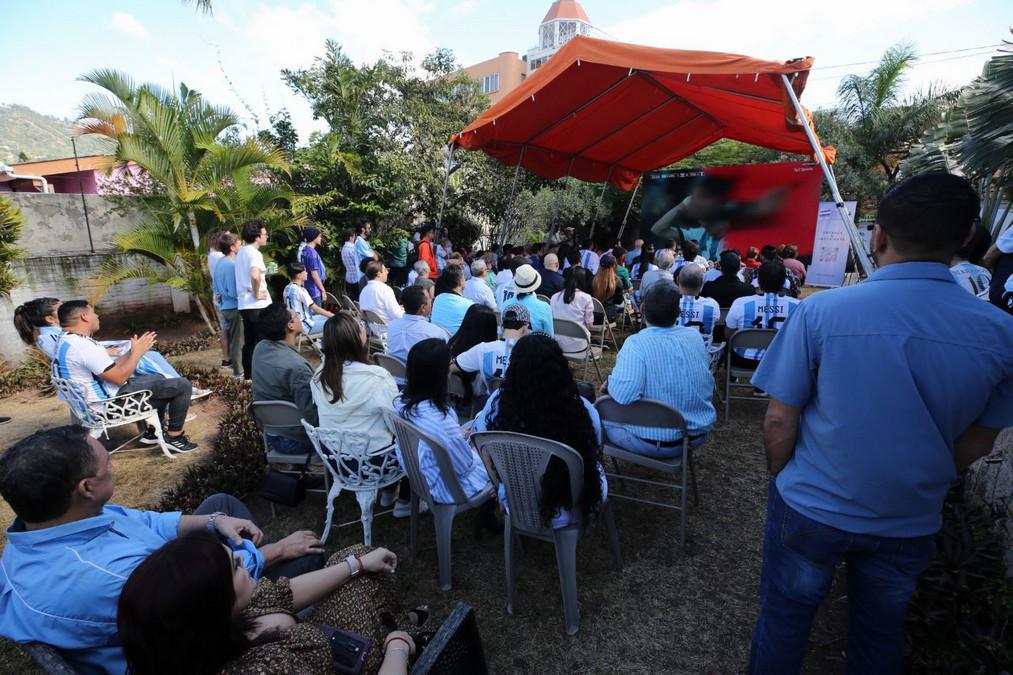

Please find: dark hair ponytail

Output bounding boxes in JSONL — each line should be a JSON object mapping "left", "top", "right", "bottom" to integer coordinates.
{"left": 13, "top": 297, "right": 60, "bottom": 345}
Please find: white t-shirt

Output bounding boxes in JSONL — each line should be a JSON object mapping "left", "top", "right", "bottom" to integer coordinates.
{"left": 950, "top": 262, "right": 992, "bottom": 299}
{"left": 359, "top": 280, "right": 404, "bottom": 324}
{"left": 51, "top": 333, "right": 119, "bottom": 402}
{"left": 550, "top": 290, "right": 594, "bottom": 353}
{"left": 208, "top": 250, "right": 224, "bottom": 278}
{"left": 497, "top": 281, "right": 518, "bottom": 310}
{"left": 463, "top": 277, "right": 497, "bottom": 310}
{"left": 495, "top": 269, "right": 513, "bottom": 289}
{"left": 236, "top": 245, "right": 270, "bottom": 310}
{"left": 455, "top": 338, "right": 517, "bottom": 386}
{"left": 997, "top": 226, "right": 1013, "bottom": 254}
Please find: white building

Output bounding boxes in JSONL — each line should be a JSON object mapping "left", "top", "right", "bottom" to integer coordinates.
{"left": 526, "top": 0, "right": 604, "bottom": 74}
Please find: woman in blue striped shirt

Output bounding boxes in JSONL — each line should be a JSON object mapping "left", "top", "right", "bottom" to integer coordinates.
{"left": 394, "top": 338, "right": 491, "bottom": 505}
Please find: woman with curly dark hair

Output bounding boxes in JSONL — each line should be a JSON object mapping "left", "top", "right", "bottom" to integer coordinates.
{"left": 472, "top": 333, "right": 606, "bottom": 528}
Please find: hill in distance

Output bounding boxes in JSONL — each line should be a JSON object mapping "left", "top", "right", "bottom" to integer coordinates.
{"left": 0, "top": 103, "right": 111, "bottom": 165}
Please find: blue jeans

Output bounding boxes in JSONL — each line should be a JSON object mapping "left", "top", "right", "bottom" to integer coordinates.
{"left": 266, "top": 433, "right": 314, "bottom": 456}
{"left": 602, "top": 421, "right": 706, "bottom": 459}
{"left": 748, "top": 480, "right": 935, "bottom": 674}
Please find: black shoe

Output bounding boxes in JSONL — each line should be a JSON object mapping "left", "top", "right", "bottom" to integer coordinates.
{"left": 221, "top": 360, "right": 232, "bottom": 368}
{"left": 0, "top": 416, "right": 11, "bottom": 425}
{"left": 164, "top": 434, "right": 198, "bottom": 453}
{"left": 139, "top": 426, "right": 161, "bottom": 445}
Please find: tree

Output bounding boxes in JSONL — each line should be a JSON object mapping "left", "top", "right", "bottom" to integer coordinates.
{"left": 827, "top": 44, "right": 946, "bottom": 200}
{"left": 905, "top": 38, "right": 1013, "bottom": 240}
{"left": 0, "top": 196, "right": 24, "bottom": 296}
{"left": 77, "top": 70, "right": 292, "bottom": 331}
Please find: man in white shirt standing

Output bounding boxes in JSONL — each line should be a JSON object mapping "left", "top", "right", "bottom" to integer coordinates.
{"left": 359, "top": 260, "right": 404, "bottom": 324}
{"left": 235, "top": 220, "right": 271, "bottom": 381}
{"left": 51, "top": 301, "right": 198, "bottom": 452}
{"left": 463, "top": 259, "right": 497, "bottom": 310}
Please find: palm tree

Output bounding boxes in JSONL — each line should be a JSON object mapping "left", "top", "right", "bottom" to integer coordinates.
{"left": 181, "top": 0, "right": 212, "bottom": 13}
{"left": 76, "top": 69, "right": 291, "bottom": 331}
{"left": 835, "top": 43, "right": 945, "bottom": 186}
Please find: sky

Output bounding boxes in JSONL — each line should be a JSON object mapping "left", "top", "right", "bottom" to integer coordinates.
{"left": 1, "top": 0, "right": 1009, "bottom": 144}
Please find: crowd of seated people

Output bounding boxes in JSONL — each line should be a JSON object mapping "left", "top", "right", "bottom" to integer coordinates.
{"left": 8, "top": 178, "right": 1012, "bottom": 675}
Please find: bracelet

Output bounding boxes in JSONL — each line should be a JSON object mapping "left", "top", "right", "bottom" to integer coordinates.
{"left": 206, "top": 512, "right": 225, "bottom": 534}
{"left": 345, "top": 554, "right": 360, "bottom": 577}
{"left": 384, "top": 636, "right": 412, "bottom": 654}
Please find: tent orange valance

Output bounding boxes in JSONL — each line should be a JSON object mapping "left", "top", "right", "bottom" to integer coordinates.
{"left": 452, "top": 36, "right": 828, "bottom": 191}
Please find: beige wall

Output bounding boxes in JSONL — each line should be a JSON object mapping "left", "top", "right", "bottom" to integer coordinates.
{"left": 462, "top": 52, "right": 526, "bottom": 104}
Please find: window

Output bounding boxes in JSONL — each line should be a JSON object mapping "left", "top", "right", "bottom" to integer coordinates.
{"left": 540, "top": 23, "right": 555, "bottom": 49}
{"left": 530, "top": 57, "right": 547, "bottom": 71}
{"left": 480, "top": 73, "right": 500, "bottom": 94}
{"left": 558, "top": 21, "right": 577, "bottom": 45}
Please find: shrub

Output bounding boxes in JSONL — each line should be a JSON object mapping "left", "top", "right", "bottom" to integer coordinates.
{"left": 0, "top": 349, "right": 52, "bottom": 399}
{"left": 907, "top": 486, "right": 1013, "bottom": 672}
{"left": 154, "top": 365, "right": 266, "bottom": 512}
{"left": 0, "top": 196, "right": 24, "bottom": 296}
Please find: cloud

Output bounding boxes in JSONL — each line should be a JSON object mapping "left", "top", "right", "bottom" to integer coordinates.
{"left": 449, "top": 0, "right": 478, "bottom": 17}
{"left": 110, "top": 11, "right": 150, "bottom": 39}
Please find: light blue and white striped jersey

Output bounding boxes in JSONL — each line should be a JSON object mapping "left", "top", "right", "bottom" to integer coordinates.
{"left": 950, "top": 262, "right": 991, "bottom": 299}
{"left": 283, "top": 283, "right": 317, "bottom": 333}
{"left": 497, "top": 281, "right": 517, "bottom": 309}
{"left": 394, "top": 398, "right": 491, "bottom": 504}
{"left": 726, "top": 292, "right": 802, "bottom": 360}
{"left": 52, "top": 333, "right": 118, "bottom": 402}
{"left": 678, "top": 295, "right": 722, "bottom": 342}
{"left": 580, "top": 248, "right": 601, "bottom": 275}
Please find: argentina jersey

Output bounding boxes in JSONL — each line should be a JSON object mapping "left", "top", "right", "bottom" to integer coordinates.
{"left": 949, "top": 262, "right": 991, "bottom": 299}
{"left": 283, "top": 283, "right": 315, "bottom": 333}
{"left": 726, "top": 292, "right": 801, "bottom": 360}
{"left": 52, "top": 333, "right": 118, "bottom": 402}
{"left": 678, "top": 295, "right": 721, "bottom": 343}
{"left": 497, "top": 282, "right": 517, "bottom": 310}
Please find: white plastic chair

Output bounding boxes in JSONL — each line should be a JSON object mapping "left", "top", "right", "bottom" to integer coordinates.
{"left": 470, "top": 431, "right": 622, "bottom": 636}
{"left": 552, "top": 318, "right": 603, "bottom": 382}
{"left": 594, "top": 396, "right": 704, "bottom": 547}
{"left": 384, "top": 409, "right": 496, "bottom": 591}
{"left": 51, "top": 376, "right": 174, "bottom": 460}
{"left": 724, "top": 329, "right": 777, "bottom": 418}
{"left": 302, "top": 421, "right": 404, "bottom": 546}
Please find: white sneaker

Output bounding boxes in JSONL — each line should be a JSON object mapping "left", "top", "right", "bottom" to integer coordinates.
{"left": 393, "top": 500, "right": 429, "bottom": 518}
{"left": 191, "top": 388, "right": 212, "bottom": 401}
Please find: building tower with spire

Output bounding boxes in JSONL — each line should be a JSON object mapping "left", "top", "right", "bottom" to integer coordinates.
{"left": 461, "top": 1, "right": 602, "bottom": 104}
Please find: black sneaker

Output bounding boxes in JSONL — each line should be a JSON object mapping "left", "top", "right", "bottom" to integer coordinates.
{"left": 0, "top": 416, "right": 11, "bottom": 425}
{"left": 165, "top": 434, "right": 198, "bottom": 453}
{"left": 139, "top": 426, "right": 161, "bottom": 445}
{"left": 221, "top": 360, "right": 232, "bottom": 368}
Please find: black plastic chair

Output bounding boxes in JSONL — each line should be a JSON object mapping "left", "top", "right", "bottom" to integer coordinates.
{"left": 410, "top": 603, "right": 488, "bottom": 675}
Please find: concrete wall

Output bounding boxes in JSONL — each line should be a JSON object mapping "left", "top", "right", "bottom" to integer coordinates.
{"left": 0, "top": 193, "right": 186, "bottom": 365}
{"left": 965, "top": 428, "right": 1013, "bottom": 577}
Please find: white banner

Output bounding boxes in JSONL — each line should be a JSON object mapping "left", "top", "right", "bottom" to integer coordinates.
{"left": 807, "top": 201, "right": 858, "bottom": 288}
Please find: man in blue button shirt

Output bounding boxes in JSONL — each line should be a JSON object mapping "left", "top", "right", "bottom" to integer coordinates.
{"left": 0, "top": 426, "right": 327, "bottom": 674}
{"left": 747, "top": 174, "right": 1013, "bottom": 674}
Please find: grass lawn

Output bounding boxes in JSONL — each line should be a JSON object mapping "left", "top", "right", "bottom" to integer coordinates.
{"left": 0, "top": 323, "right": 849, "bottom": 674}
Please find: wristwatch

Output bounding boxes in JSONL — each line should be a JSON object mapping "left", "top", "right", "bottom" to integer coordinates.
{"left": 207, "top": 511, "right": 225, "bottom": 534}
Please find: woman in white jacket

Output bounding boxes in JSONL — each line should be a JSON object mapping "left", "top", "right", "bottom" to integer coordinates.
{"left": 311, "top": 312, "right": 413, "bottom": 516}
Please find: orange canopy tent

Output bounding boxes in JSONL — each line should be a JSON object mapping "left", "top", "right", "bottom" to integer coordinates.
{"left": 447, "top": 36, "right": 874, "bottom": 275}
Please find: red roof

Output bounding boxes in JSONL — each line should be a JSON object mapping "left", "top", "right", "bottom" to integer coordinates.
{"left": 452, "top": 36, "right": 828, "bottom": 191}
{"left": 542, "top": 0, "right": 591, "bottom": 24}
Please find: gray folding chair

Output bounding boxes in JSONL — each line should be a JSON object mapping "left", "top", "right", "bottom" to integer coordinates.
{"left": 471, "top": 431, "right": 621, "bottom": 636}
{"left": 375, "top": 353, "right": 408, "bottom": 384}
{"left": 594, "top": 396, "right": 702, "bottom": 547}
{"left": 486, "top": 377, "right": 505, "bottom": 393}
{"left": 552, "top": 318, "right": 603, "bottom": 383}
{"left": 249, "top": 401, "right": 328, "bottom": 513}
{"left": 302, "top": 421, "right": 403, "bottom": 545}
{"left": 589, "top": 296, "right": 618, "bottom": 350}
{"left": 361, "top": 308, "right": 388, "bottom": 354}
{"left": 340, "top": 293, "right": 361, "bottom": 317}
{"left": 383, "top": 410, "right": 496, "bottom": 591}
{"left": 536, "top": 294, "right": 551, "bottom": 304}
{"left": 724, "top": 328, "right": 777, "bottom": 419}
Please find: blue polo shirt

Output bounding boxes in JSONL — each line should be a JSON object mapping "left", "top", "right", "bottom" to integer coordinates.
{"left": 505, "top": 293, "right": 555, "bottom": 336}
{"left": 0, "top": 506, "right": 265, "bottom": 674}
{"left": 430, "top": 291, "right": 474, "bottom": 335}
{"left": 753, "top": 262, "right": 1013, "bottom": 537}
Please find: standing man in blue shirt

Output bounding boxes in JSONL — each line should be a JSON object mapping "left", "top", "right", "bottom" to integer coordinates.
{"left": 0, "top": 426, "right": 327, "bottom": 674}
{"left": 355, "top": 220, "right": 377, "bottom": 271}
{"left": 748, "top": 174, "right": 1013, "bottom": 674}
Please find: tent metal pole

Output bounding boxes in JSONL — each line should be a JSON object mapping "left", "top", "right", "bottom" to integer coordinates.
{"left": 779, "top": 74, "right": 875, "bottom": 278}
{"left": 587, "top": 167, "right": 612, "bottom": 242}
{"left": 435, "top": 144, "right": 454, "bottom": 244}
{"left": 500, "top": 146, "right": 526, "bottom": 246}
{"left": 617, "top": 178, "right": 641, "bottom": 241}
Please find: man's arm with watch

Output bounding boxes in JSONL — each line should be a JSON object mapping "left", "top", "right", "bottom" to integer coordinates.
{"left": 177, "top": 512, "right": 325, "bottom": 571}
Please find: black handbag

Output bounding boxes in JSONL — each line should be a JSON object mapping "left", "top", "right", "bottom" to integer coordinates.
{"left": 259, "top": 451, "right": 314, "bottom": 507}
